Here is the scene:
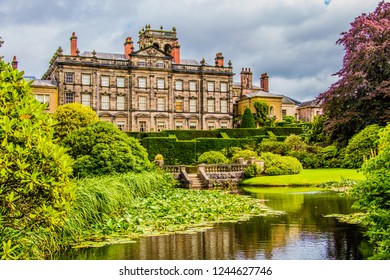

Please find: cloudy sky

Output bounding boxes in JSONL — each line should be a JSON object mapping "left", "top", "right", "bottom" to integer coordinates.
{"left": 0, "top": 0, "right": 381, "bottom": 101}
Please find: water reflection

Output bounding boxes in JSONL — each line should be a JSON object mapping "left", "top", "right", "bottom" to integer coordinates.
{"left": 61, "top": 189, "right": 365, "bottom": 260}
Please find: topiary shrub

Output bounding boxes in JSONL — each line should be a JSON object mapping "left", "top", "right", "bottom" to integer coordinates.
{"left": 61, "top": 121, "right": 151, "bottom": 177}
{"left": 198, "top": 151, "right": 229, "bottom": 164}
{"left": 241, "top": 107, "right": 256, "bottom": 128}
{"left": 52, "top": 102, "right": 99, "bottom": 140}
{"left": 261, "top": 152, "right": 303, "bottom": 176}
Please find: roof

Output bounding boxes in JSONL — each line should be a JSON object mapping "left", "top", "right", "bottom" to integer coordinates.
{"left": 31, "top": 79, "right": 57, "bottom": 87}
{"left": 244, "top": 90, "right": 283, "bottom": 99}
{"left": 179, "top": 59, "right": 200, "bottom": 65}
{"left": 80, "top": 51, "right": 126, "bottom": 60}
{"left": 298, "top": 99, "right": 321, "bottom": 108}
{"left": 282, "top": 96, "right": 301, "bottom": 105}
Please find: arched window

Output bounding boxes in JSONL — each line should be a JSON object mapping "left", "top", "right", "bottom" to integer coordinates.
{"left": 269, "top": 106, "right": 274, "bottom": 117}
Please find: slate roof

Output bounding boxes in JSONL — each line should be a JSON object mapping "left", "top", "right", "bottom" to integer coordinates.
{"left": 244, "top": 90, "right": 283, "bottom": 99}
{"left": 81, "top": 51, "right": 127, "bottom": 60}
{"left": 298, "top": 99, "right": 321, "bottom": 108}
{"left": 31, "top": 79, "right": 57, "bottom": 87}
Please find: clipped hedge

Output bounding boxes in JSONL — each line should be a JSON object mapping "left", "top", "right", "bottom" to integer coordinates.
{"left": 266, "top": 127, "right": 303, "bottom": 136}
{"left": 218, "top": 128, "right": 267, "bottom": 138}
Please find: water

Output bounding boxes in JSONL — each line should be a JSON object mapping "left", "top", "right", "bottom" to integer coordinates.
{"left": 62, "top": 188, "right": 366, "bottom": 260}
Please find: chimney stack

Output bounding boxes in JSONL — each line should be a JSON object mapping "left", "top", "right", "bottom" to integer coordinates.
{"left": 215, "top": 52, "right": 224, "bottom": 67}
{"left": 70, "top": 32, "right": 78, "bottom": 56}
{"left": 11, "top": 56, "right": 18, "bottom": 69}
{"left": 171, "top": 41, "right": 180, "bottom": 64}
{"left": 124, "top": 37, "right": 133, "bottom": 60}
{"left": 240, "top": 67, "right": 253, "bottom": 95}
{"left": 260, "top": 73, "right": 269, "bottom": 92}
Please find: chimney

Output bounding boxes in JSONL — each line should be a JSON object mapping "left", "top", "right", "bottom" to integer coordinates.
{"left": 124, "top": 37, "right": 133, "bottom": 60}
{"left": 260, "top": 73, "right": 269, "bottom": 92}
{"left": 11, "top": 56, "right": 18, "bottom": 69}
{"left": 215, "top": 52, "right": 224, "bottom": 67}
{"left": 240, "top": 67, "right": 253, "bottom": 95}
{"left": 70, "top": 32, "right": 78, "bottom": 56}
{"left": 171, "top": 41, "right": 181, "bottom": 64}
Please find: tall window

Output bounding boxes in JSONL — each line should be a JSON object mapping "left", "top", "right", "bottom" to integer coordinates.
{"left": 139, "top": 96, "right": 147, "bottom": 110}
{"left": 138, "top": 77, "right": 146, "bottom": 88}
{"left": 220, "top": 99, "right": 228, "bottom": 113}
{"left": 157, "top": 79, "right": 165, "bottom": 89}
{"left": 282, "top": 109, "right": 287, "bottom": 117}
{"left": 175, "top": 98, "right": 184, "bottom": 112}
{"left": 220, "top": 82, "right": 227, "bottom": 92}
{"left": 64, "top": 72, "right": 74, "bottom": 84}
{"left": 117, "top": 77, "right": 125, "bottom": 88}
{"left": 81, "top": 93, "right": 91, "bottom": 107}
{"left": 101, "top": 76, "right": 109, "bottom": 87}
{"left": 157, "top": 97, "right": 165, "bottom": 111}
{"left": 207, "top": 99, "right": 215, "bottom": 112}
{"left": 269, "top": 106, "right": 274, "bottom": 117}
{"left": 117, "top": 96, "right": 125, "bottom": 110}
{"left": 189, "top": 81, "right": 197, "bottom": 91}
{"left": 81, "top": 74, "right": 91, "bottom": 85}
{"left": 65, "top": 92, "right": 75, "bottom": 104}
{"left": 35, "top": 94, "right": 50, "bottom": 105}
{"left": 101, "top": 95, "right": 110, "bottom": 110}
{"left": 139, "top": 121, "right": 147, "bottom": 132}
{"left": 189, "top": 99, "right": 197, "bottom": 113}
{"left": 175, "top": 80, "right": 183, "bottom": 90}
{"left": 207, "top": 81, "right": 214, "bottom": 92}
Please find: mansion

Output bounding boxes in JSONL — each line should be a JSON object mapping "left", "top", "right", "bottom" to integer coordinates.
{"left": 29, "top": 25, "right": 321, "bottom": 131}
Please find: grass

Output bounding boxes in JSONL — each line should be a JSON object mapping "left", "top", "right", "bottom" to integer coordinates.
{"left": 241, "top": 168, "right": 365, "bottom": 186}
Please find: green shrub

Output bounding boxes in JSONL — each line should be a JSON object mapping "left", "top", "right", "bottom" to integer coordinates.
{"left": 343, "top": 124, "right": 382, "bottom": 169}
{"left": 231, "top": 149, "right": 258, "bottom": 162}
{"left": 52, "top": 103, "right": 99, "bottom": 140}
{"left": 62, "top": 121, "right": 151, "bottom": 177}
{"left": 243, "top": 164, "right": 263, "bottom": 178}
{"left": 198, "top": 151, "right": 229, "bottom": 164}
{"left": 284, "top": 134, "right": 307, "bottom": 151}
{"left": 258, "top": 138, "right": 289, "bottom": 155}
{"left": 261, "top": 152, "right": 303, "bottom": 176}
{"left": 241, "top": 108, "right": 256, "bottom": 128}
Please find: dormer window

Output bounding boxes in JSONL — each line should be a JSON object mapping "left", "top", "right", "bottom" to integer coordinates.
{"left": 138, "top": 60, "right": 146, "bottom": 67}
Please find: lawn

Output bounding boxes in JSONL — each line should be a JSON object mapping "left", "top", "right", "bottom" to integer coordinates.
{"left": 241, "top": 168, "right": 365, "bottom": 186}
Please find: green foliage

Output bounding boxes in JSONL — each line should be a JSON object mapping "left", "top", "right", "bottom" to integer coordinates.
{"left": 231, "top": 149, "right": 258, "bottom": 162}
{"left": 253, "top": 100, "right": 269, "bottom": 126}
{"left": 243, "top": 164, "right": 263, "bottom": 178}
{"left": 351, "top": 124, "right": 390, "bottom": 259}
{"left": 241, "top": 107, "right": 256, "bottom": 128}
{"left": 154, "top": 154, "right": 164, "bottom": 161}
{"left": 258, "top": 138, "right": 289, "bottom": 155}
{"left": 261, "top": 152, "right": 303, "bottom": 176}
{"left": 282, "top": 116, "right": 295, "bottom": 124}
{"left": 198, "top": 151, "right": 229, "bottom": 164}
{"left": 308, "top": 115, "right": 328, "bottom": 143}
{"left": 284, "top": 134, "right": 307, "bottom": 152}
{"left": 52, "top": 103, "right": 99, "bottom": 140}
{"left": 266, "top": 127, "right": 303, "bottom": 136}
{"left": 62, "top": 121, "right": 151, "bottom": 177}
{"left": 343, "top": 124, "right": 382, "bottom": 169}
{"left": 219, "top": 128, "right": 267, "bottom": 138}
{"left": 0, "top": 60, "right": 75, "bottom": 259}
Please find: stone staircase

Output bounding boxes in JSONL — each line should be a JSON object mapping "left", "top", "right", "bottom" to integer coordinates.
{"left": 187, "top": 173, "right": 205, "bottom": 189}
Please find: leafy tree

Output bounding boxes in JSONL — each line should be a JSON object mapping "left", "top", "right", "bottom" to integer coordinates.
{"left": 0, "top": 60, "right": 74, "bottom": 258}
{"left": 253, "top": 100, "right": 268, "bottom": 126}
{"left": 343, "top": 124, "right": 382, "bottom": 169}
{"left": 61, "top": 121, "right": 151, "bottom": 177}
{"left": 52, "top": 103, "right": 99, "bottom": 140}
{"left": 198, "top": 151, "right": 229, "bottom": 164}
{"left": 308, "top": 115, "right": 328, "bottom": 144}
{"left": 240, "top": 107, "right": 256, "bottom": 128}
{"left": 318, "top": 1, "right": 390, "bottom": 146}
{"left": 351, "top": 124, "right": 390, "bottom": 259}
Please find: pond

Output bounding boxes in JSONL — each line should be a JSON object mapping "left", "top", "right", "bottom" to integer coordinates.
{"left": 61, "top": 187, "right": 367, "bottom": 260}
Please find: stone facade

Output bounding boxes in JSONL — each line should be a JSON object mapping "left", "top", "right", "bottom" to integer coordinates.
{"left": 42, "top": 26, "right": 234, "bottom": 131}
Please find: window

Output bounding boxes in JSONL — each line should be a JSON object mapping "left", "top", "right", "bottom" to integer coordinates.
{"left": 207, "top": 81, "right": 214, "bottom": 92}
{"left": 282, "top": 109, "right": 287, "bottom": 117}
{"left": 221, "top": 121, "right": 228, "bottom": 129}
{"left": 189, "top": 81, "right": 197, "bottom": 91}
{"left": 157, "top": 79, "right": 165, "bottom": 89}
{"left": 117, "top": 96, "right": 125, "bottom": 110}
{"left": 189, "top": 121, "right": 197, "bottom": 130}
{"left": 175, "top": 80, "right": 183, "bottom": 90}
{"left": 157, "top": 97, "right": 165, "bottom": 111}
{"left": 139, "top": 96, "right": 147, "bottom": 110}
{"left": 175, "top": 98, "right": 184, "bottom": 112}
{"left": 220, "top": 82, "right": 227, "bottom": 92}
{"left": 207, "top": 121, "right": 215, "bottom": 130}
{"left": 101, "top": 76, "right": 109, "bottom": 87}
{"left": 139, "top": 121, "right": 147, "bottom": 132}
{"left": 156, "top": 61, "right": 164, "bottom": 68}
{"left": 116, "top": 121, "right": 125, "bottom": 131}
{"left": 157, "top": 121, "right": 166, "bottom": 131}
{"left": 269, "top": 106, "right": 274, "bottom": 117}
{"left": 101, "top": 95, "right": 110, "bottom": 110}
{"left": 138, "top": 60, "right": 146, "bottom": 67}
{"left": 220, "top": 99, "right": 228, "bottom": 113}
{"left": 117, "top": 77, "right": 125, "bottom": 88}
{"left": 207, "top": 99, "right": 215, "bottom": 112}
{"left": 138, "top": 77, "right": 146, "bottom": 88}
{"left": 64, "top": 72, "right": 74, "bottom": 84}
{"left": 175, "top": 120, "right": 183, "bottom": 130}
{"left": 189, "top": 99, "right": 197, "bottom": 112}
{"left": 65, "top": 92, "right": 75, "bottom": 104}
{"left": 81, "top": 93, "right": 91, "bottom": 107}
{"left": 35, "top": 94, "right": 50, "bottom": 105}
{"left": 81, "top": 74, "right": 91, "bottom": 85}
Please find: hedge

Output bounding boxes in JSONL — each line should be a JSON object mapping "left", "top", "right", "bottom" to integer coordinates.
{"left": 218, "top": 128, "right": 267, "bottom": 138}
